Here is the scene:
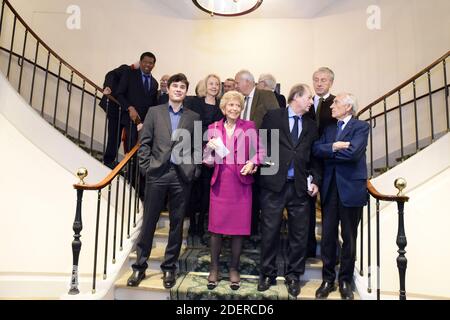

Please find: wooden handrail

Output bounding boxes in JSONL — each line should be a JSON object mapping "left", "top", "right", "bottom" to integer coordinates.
{"left": 357, "top": 50, "right": 450, "bottom": 117}
{"left": 74, "top": 143, "right": 140, "bottom": 191}
{"left": 2, "top": 0, "right": 121, "bottom": 106}
{"left": 367, "top": 180, "right": 409, "bottom": 202}
{"left": 0, "top": 47, "right": 121, "bottom": 108}
{"left": 359, "top": 84, "right": 449, "bottom": 122}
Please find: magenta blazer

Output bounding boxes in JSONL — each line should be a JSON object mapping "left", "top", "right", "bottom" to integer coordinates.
{"left": 205, "top": 118, "right": 265, "bottom": 186}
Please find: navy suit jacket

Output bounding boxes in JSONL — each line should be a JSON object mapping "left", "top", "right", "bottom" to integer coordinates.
{"left": 312, "top": 117, "right": 369, "bottom": 207}
{"left": 117, "top": 68, "right": 158, "bottom": 124}
{"left": 99, "top": 64, "right": 130, "bottom": 118}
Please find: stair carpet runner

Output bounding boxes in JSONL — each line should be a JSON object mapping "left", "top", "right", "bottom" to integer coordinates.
{"left": 115, "top": 211, "right": 357, "bottom": 300}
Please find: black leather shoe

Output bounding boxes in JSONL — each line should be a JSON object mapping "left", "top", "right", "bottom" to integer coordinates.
{"left": 162, "top": 270, "right": 176, "bottom": 289}
{"left": 315, "top": 281, "right": 337, "bottom": 299}
{"left": 339, "top": 281, "right": 354, "bottom": 300}
{"left": 257, "top": 276, "right": 277, "bottom": 292}
{"left": 285, "top": 278, "right": 301, "bottom": 296}
{"left": 127, "top": 270, "right": 145, "bottom": 287}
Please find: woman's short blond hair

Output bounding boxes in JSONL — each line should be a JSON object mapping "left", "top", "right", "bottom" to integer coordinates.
{"left": 219, "top": 90, "right": 245, "bottom": 114}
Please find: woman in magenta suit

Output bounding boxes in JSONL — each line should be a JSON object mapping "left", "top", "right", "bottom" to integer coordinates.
{"left": 203, "top": 91, "right": 264, "bottom": 290}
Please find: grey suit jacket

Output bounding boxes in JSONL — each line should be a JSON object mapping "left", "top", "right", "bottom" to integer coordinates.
{"left": 138, "top": 103, "right": 202, "bottom": 183}
{"left": 250, "top": 88, "right": 279, "bottom": 129}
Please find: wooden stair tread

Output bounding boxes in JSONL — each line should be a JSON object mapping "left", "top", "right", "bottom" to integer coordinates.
{"left": 116, "top": 272, "right": 359, "bottom": 300}
{"left": 115, "top": 271, "right": 169, "bottom": 292}
{"left": 155, "top": 226, "right": 188, "bottom": 237}
{"left": 129, "top": 246, "right": 187, "bottom": 261}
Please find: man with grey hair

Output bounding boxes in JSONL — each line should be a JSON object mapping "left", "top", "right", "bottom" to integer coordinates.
{"left": 305, "top": 67, "right": 337, "bottom": 259}
{"left": 235, "top": 69, "right": 279, "bottom": 236}
{"left": 258, "top": 84, "right": 322, "bottom": 297}
{"left": 305, "top": 67, "right": 336, "bottom": 136}
{"left": 312, "top": 93, "right": 369, "bottom": 300}
{"left": 257, "top": 73, "right": 286, "bottom": 108}
{"left": 234, "top": 70, "right": 278, "bottom": 129}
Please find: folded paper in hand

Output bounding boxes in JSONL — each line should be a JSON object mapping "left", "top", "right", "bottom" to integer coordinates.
{"left": 212, "top": 137, "right": 230, "bottom": 158}
{"left": 307, "top": 175, "right": 313, "bottom": 192}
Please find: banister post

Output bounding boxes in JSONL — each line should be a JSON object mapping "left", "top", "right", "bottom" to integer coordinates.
{"left": 69, "top": 189, "right": 83, "bottom": 295}
{"left": 69, "top": 168, "right": 88, "bottom": 295}
{"left": 394, "top": 178, "right": 408, "bottom": 300}
{"left": 396, "top": 201, "right": 407, "bottom": 300}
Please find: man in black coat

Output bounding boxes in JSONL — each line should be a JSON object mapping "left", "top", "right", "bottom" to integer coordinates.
{"left": 117, "top": 52, "right": 159, "bottom": 151}
{"left": 99, "top": 64, "right": 131, "bottom": 169}
{"left": 303, "top": 67, "right": 337, "bottom": 258}
{"left": 157, "top": 74, "right": 170, "bottom": 105}
{"left": 258, "top": 84, "right": 322, "bottom": 297}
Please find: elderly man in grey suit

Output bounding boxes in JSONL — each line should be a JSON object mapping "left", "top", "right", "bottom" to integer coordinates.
{"left": 127, "top": 73, "right": 201, "bottom": 288}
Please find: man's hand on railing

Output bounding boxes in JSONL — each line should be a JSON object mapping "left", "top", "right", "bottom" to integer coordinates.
{"left": 128, "top": 106, "right": 139, "bottom": 123}
{"left": 103, "top": 87, "right": 112, "bottom": 95}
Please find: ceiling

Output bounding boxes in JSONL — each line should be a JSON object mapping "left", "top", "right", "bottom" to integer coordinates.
{"left": 144, "top": 0, "right": 340, "bottom": 19}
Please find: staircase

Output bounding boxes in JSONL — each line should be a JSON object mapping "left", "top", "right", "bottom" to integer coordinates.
{"left": 113, "top": 210, "right": 359, "bottom": 300}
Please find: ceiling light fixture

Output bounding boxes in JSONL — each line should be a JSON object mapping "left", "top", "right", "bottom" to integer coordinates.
{"left": 192, "top": 0, "right": 263, "bottom": 17}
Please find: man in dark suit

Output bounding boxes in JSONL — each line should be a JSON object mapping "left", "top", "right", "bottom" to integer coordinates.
{"left": 305, "top": 67, "right": 337, "bottom": 136}
{"left": 257, "top": 73, "right": 287, "bottom": 108}
{"left": 258, "top": 84, "right": 322, "bottom": 297}
{"left": 235, "top": 70, "right": 279, "bottom": 236}
{"left": 157, "top": 74, "right": 170, "bottom": 105}
{"left": 312, "top": 93, "right": 369, "bottom": 300}
{"left": 99, "top": 64, "right": 131, "bottom": 169}
{"left": 127, "top": 73, "right": 201, "bottom": 288}
{"left": 304, "top": 67, "right": 337, "bottom": 258}
{"left": 117, "top": 52, "right": 159, "bottom": 151}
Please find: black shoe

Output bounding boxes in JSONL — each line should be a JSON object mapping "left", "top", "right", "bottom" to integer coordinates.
{"left": 127, "top": 270, "right": 145, "bottom": 287}
{"left": 285, "top": 278, "right": 301, "bottom": 297}
{"left": 257, "top": 275, "right": 277, "bottom": 292}
{"left": 339, "top": 281, "right": 354, "bottom": 300}
{"left": 162, "top": 270, "right": 176, "bottom": 289}
{"left": 315, "top": 281, "right": 336, "bottom": 299}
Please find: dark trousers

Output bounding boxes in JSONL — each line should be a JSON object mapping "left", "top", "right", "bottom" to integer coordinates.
{"left": 307, "top": 195, "right": 317, "bottom": 257}
{"left": 321, "top": 175, "right": 362, "bottom": 284}
{"left": 103, "top": 116, "right": 125, "bottom": 167}
{"left": 251, "top": 174, "right": 261, "bottom": 235}
{"left": 124, "top": 120, "right": 139, "bottom": 153}
{"left": 133, "top": 166, "right": 190, "bottom": 272}
{"left": 260, "top": 182, "right": 310, "bottom": 280}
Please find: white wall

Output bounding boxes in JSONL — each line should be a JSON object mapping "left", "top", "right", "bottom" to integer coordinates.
{"left": 7, "top": 0, "right": 450, "bottom": 108}
{"left": 356, "top": 133, "right": 450, "bottom": 298}
{"left": 0, "top": 72, "right": 140, "bottom": 298}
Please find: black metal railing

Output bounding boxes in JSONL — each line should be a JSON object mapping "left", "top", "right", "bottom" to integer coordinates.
{"left": 357, "top": 51, "right": 450, "bottom": 177}
{"left": 0, "top": 0, "right": 121, "bottom": 161}
{"left": 358, "top": 179, "right": 409, "bottom": 300}
{"left": 69, "top": 144, "right": 142, "bottom": 295}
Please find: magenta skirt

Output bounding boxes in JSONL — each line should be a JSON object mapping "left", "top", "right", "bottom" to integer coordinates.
{"left": 208, "top": 164, "right": 252, "bottom": 236}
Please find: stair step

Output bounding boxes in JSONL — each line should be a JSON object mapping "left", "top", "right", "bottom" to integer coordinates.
{"left": 115, "top": 270, "right": 171, "bottom": 300}
{"left": 373, "top": 166, "right": 394, "bottom": 173}
{"left": 115, "top": 271, "right": 358, "bottom": 300}
{"left": 128, "top": 246, "right": 188, "bottom": 271}
{"left": 153, "top": 226, "right": 188, "bottom": 248}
